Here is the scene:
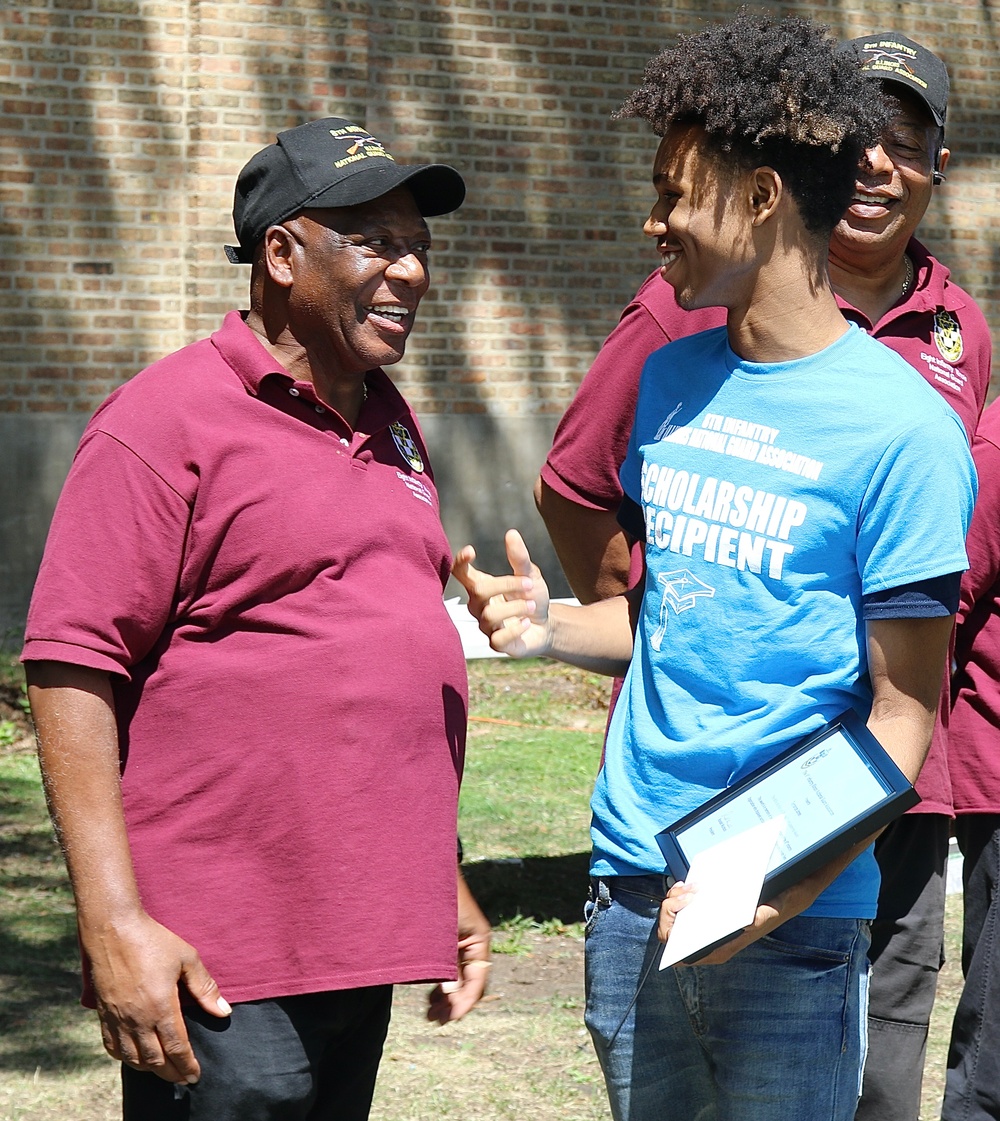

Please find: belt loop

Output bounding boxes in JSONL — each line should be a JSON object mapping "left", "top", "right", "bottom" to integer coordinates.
{"left": 597, "top": 877, "right": 611, "bottom": 907}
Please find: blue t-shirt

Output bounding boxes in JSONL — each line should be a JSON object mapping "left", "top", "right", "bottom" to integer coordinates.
{"left": 592, "top": 323, "right": 976, "bottom": 918}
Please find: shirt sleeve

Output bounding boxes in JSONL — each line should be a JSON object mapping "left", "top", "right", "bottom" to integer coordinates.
{"left": 22, "top": 429, "right": 192, "bottom": 678}
{"left": 857, "top": 413, "right": 976, "bottom": 596}
{"left": 957, "top": 426, "right": 1000, "bottom": 630}
{"left": 540, "top": 301, "right": 671, "bottom": 511}
{"left": 862, "top": 572, "right": 962, "bottom": 618}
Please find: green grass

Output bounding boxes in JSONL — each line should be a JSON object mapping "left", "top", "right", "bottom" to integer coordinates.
{"left": 0, "top": 654, "right": 971, "bottom": 1119}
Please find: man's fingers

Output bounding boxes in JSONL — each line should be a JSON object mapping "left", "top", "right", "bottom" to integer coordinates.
{"left": 182, "top": 955, "right": 232, "bottom": 1020}
{"left": 451, "top": 545, "right": 480, "bottom": 590}
{"left": 102, "top": 996, "right": 201, "bottom": 1084}
{"left": 504, "top": 529, "right": 535, "bottom": 579}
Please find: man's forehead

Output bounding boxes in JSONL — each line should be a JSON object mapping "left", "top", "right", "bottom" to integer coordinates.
{"left": 653, "top": 125, "right": 707, "bottom": 176}
{"left": 300, "top": 189, "right": 430, "bottom": 233}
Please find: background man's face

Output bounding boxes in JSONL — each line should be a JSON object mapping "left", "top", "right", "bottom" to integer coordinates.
{"left": 833, "top": 87, "right": 947, "bottom": 261}
{"left": 283, "top": 187, "right": 432, "bottom": 376}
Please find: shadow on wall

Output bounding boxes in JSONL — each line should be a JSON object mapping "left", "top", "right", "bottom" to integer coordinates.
{"left": 0, "top": 418, "right": 89, "bottom": 642}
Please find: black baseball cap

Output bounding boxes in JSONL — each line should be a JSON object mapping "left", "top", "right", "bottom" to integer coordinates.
{"left": 225, "top": 117, "right": 466, "bottom": 264}
{"left": 850, "top": 33, "right": 949, "bottom": 127}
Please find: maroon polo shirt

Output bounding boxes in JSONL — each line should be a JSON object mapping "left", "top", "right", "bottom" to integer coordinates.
{"left": 24, "top": 311, "right": 467, "bottom": 1005}
{"left": 952, "top": 399, "right": 1000, "bottom": 815}
{"left": 541, "top": 239, "right": 991, "bottom": 815}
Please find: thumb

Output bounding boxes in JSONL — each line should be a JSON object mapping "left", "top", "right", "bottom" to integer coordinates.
{"left": 180, "top": 955, "right": 232, "bottom": 1019}
{"left": 504, "top": 529, "right": 534, "bottom": 579}
{"left": 452, "top": 545, "right": 481, "bottom": 590}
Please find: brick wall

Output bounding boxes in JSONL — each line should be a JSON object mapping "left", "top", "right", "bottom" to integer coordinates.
{"left": 3, "top": 0, "right": 997, "bottom": 421}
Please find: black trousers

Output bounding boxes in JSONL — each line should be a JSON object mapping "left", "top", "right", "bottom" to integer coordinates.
{"left": 855, "top": 814, "right": 950, "bottom": 1121}
{"left": 943, "top": 815, "right": 1000, "bottom": 1121}
{"left": 121, "top": 986, "right": 393, "bottom": 1121}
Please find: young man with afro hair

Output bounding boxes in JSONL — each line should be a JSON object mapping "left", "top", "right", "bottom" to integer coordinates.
{"left": 455, "top": 12, "right": 976, "bottom": 1120}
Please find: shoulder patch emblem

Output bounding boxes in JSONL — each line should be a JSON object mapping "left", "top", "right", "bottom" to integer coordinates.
{"left": 390, "top": 421, "right": 424, "bottom": 473}
{"left": 933, "top": 310, "right": 964, "bottom": 364}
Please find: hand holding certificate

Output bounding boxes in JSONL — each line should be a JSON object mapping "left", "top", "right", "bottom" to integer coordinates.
{"left": 658, "top": 817, "right": 786, "bottom": 968}
{"left": 655, "top": 710, "right": 918, "bottom": 965}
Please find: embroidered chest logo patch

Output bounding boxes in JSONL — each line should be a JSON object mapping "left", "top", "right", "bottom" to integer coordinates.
{"left": 390, "top": 422, "right": 424, "bottom": 473}
{"left": 933, "top": 311, "right": 964, "bottom": 364}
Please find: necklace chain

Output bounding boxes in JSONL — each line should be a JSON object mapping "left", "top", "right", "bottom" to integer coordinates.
{"left": 901, "top": 254, "right": 913, "bottom": 299}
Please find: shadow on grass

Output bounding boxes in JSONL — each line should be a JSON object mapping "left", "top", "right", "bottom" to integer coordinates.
{"left": 0, "top": 781, "right": 103, "bottom": 1072}
{"left": 0, "top": 925, "right": 100, "bottom": 1073}
{"left": 463, "top": 852, "right": 592, "bottom": 926}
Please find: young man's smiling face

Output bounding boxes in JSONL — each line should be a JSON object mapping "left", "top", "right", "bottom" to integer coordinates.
{"left": 833, "top": 87, "right": 948, "bottom": 263}
{"left": 644, "top": 125, "right": 759, "bottom": 312}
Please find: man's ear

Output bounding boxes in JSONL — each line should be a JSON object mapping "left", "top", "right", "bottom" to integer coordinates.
{"left": 262, "top": 224, "right": 297, "bottom": 289}
{"left": 749, "top": 167, "right": 781, "bottom": 226}
{"left": 933, "top": 146, "right": 951, "bottom": 184}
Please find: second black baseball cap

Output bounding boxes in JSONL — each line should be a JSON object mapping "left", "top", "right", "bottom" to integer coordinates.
{"left": 850, "top": 33, "right": 949, "bottom": 127}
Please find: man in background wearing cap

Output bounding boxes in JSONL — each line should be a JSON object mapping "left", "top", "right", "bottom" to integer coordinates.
{"left": 534, "top": 33, "right": 990, "bottom": 1121}
{"left": 21, "top": 117, "right": 490, "bottom": 1121}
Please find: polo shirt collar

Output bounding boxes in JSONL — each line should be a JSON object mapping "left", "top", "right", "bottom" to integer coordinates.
{"left": 835, "top": 237, "right": 964, "bottom": 330}
{"left": 210, "top": 310, "right": 410, "bottom": 429}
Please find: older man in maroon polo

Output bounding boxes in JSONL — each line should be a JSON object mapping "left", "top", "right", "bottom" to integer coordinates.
{"left": 23, "top": 118, "right": 490, "bottom": 1121}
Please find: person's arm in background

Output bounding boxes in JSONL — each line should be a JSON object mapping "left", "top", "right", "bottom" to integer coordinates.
{"left": 535, "top": 283, "right": 667, "bottom": 604}
{"left": 957, "top": 417, "right": 1000, "bottom": 632}
{"left": 536, "top": 278, "right": 726, "bottom": 604}
{"left": 533, "top": 485, "right": 633, "bottom": 604}
{"left": 26, "top": 661, "right": 231, "bottom": 1084}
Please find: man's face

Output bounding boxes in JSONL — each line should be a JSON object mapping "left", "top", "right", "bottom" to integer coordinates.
{"left": 832, "top": 88, "right": 948, "bottom": 259}
{"left": 282, "top": 187, "right": 432, "bottom": 376}
{"left": 643, "top": 126, "right": 757, "bottom": 312}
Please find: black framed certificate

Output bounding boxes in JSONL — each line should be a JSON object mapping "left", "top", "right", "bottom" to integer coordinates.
{"left": 656, "top": 709, "right": 919, "bottom": 903}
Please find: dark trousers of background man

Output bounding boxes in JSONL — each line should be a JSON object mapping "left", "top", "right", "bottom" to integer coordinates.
{"left": 942, "top": 815, "right": 1000, "bottom": 1121}
{"left": 855, "top": 815, "right": 951, "bottom": 1121}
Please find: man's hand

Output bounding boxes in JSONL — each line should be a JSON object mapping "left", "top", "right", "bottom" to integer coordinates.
{"left": 427, "top": 870, "right": 492, "bottom": 1024}
{"left": 656, "top": 879, "right": 792, "bottom": 965}
{"left": 87, "top": 911, "right": 231, "bottom": 1083}
{"left": 452, "top": 530, "right": 552, "bottom": 658}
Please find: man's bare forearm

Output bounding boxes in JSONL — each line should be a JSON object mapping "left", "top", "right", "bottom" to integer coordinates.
{"left": 534, "top": 478, "right": 632, "bottom": 603}
{"left": 26, "top": 661, "right": 144, "bottom": 927}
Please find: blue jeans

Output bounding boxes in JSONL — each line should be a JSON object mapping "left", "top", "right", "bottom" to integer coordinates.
{"left": 584, "top": 875, "right": 871, "bottom": 1121}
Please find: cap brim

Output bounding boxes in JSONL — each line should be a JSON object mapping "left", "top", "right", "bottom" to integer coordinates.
{"left": 878, "top": 76, "right": 946, "bottom": 126}
{"left": 306, "top": 162, "right": 466, "bottom": 218}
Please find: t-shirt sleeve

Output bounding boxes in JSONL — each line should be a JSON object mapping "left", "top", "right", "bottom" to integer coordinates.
{"left": 540, "top": 301, "right": 671, "bottom": 511}
{"left": 22, "top": 429, "right": 192, "bottom": 678}
{"left": 857, "top": 413, "right": 976, "bottom": 595}
{"left": 958, "top": 424, "right": 1000, "bottom": 628}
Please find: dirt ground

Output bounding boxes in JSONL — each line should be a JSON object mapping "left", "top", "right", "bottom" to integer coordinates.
{"left": 0, "top": 668, "right": 965, "bottom": 1120}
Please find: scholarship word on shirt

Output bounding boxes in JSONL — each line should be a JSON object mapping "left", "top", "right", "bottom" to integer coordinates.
{"left": 641, "top": 410, "right": 825, "bottom": 583}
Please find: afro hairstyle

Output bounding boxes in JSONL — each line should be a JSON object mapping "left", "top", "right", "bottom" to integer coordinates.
{"left": 617, "top": 10, "right": 890, "bottom": 236}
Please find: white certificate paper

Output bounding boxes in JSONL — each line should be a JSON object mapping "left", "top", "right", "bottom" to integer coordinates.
{"left": 659, "top": 816, "right": 785, "bottom": 969}
{"left": 673, "top": 729, "right": 885, "bottom": 878}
